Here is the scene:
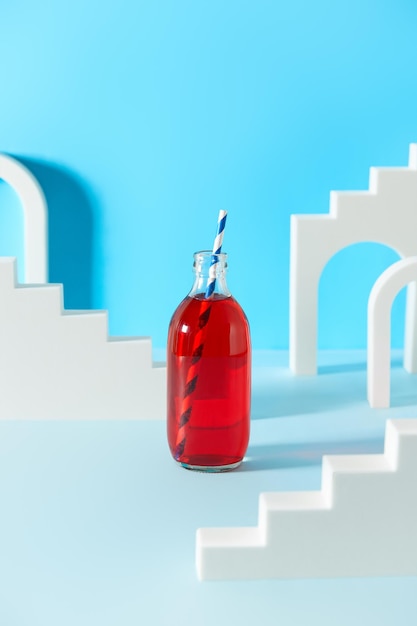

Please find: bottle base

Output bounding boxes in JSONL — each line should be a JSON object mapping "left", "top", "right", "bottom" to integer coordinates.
{"left": 177, "top": 459, "right": 242, "bottom": 473}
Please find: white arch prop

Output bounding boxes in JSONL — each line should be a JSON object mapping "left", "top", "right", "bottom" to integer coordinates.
{"left": 368, "top": 257, "right": 417, "bottom": 408}
{"left": 290, "top": 144, "right": 417, "bottom": 376}
{"left": 0, "top": 153, "right": 48, "bottom": 283}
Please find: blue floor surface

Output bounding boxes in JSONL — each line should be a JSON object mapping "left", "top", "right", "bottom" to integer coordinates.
{"left": 0, "top": 351, "right": 415, "bottom": 626}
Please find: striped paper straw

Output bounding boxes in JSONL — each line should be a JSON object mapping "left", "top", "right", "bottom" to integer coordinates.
{"left": 174, "top": 210, "right": 228, "bottom": 461}
{"left": 205, "top": 209, "right": 227, "bottom": 299}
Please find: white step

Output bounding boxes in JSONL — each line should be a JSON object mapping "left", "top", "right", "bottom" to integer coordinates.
{"left": 0, "top": 257, "right": 17, "bottom": 291}
{"left": 369, "top": 166, "right": 417, "bottom": 197}
{"left": 329, "top": 191, "right": 376, "bottom": 219}
{"left": 62, "top": 310, "right": 108, "bottom": 344}
{"left": 107, "top": 336, "right": 153, "bottom": 369}
{"left": 14, "top": 284, "right": 63, "bottom": 317}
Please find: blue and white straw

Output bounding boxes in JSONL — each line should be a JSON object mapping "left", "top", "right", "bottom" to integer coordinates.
{"left": 205, "top": 210, "right": 227, "bottom": 299}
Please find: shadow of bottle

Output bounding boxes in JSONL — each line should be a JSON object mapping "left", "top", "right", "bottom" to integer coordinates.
{"left": 17, "top": 157, "right": 95, "bottom": 310}
{"left": 240, "top": 437, "right": 384, "bottom": 472}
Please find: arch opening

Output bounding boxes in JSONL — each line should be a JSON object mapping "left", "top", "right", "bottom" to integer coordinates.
{"left": 319, "top": 241, "right": 405, "bottom": 352}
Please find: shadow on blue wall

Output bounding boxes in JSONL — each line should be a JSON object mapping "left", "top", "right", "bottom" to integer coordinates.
{"left": 17, "top": 157, "right": 94, "bottom": 310}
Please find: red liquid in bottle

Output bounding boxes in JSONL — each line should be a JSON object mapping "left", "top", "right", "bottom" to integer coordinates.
{"left": 167, "top": 293, "right": 251, "bottom": 470}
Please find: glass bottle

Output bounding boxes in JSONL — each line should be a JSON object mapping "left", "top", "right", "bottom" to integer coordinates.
{"left": 167, "top": 250, "right": 251, "bottom": 471}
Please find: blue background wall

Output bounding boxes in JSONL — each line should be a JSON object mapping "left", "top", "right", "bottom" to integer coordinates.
{"left": 0, "top": 0, "right": 416, "bottom": 351}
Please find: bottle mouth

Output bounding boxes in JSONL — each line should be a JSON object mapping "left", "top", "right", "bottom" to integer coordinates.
{"left": 193, "top": 250, "right": 227, "bottom": 261}
{"left": 193, "top": 250, "right": 228, "bottom": 274}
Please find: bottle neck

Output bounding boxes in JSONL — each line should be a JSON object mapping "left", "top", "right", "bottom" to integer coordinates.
{"left": 189, "top": 251, "right": 231, "bottom": 298}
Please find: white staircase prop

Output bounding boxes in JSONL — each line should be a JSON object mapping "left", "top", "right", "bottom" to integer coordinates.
{"left": 0, "top": 153, "right": 48, "bottom": 283}
{"left": 290, "top": 144, "right": 417, "bottom": 376}
{"left": 368, "top": 257, "right": 417, "bottom": 408}
{"left": 0, "top": 154, "right": 166, "bottom": 419}
{"left": 0, "top": 257, "right": 165, "bottom": 418}
{"left": 196, "top": 419, "right": 417, "bottom": 580}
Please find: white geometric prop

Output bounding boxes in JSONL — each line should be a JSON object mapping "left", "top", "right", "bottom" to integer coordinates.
{"left": 0, "top": 155, "right": 166, "bottom": 419}
{"left": 0, "top": 153, "right": 48, "bottom": 283}
{"left": 196, "top": 419, "right": 417, "bottom": 580}
{"left": 290, "top": 144, "right": 417, "bottom": 375}
{"left": 368, "top": 257, "right": 417, "bottom": 408}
